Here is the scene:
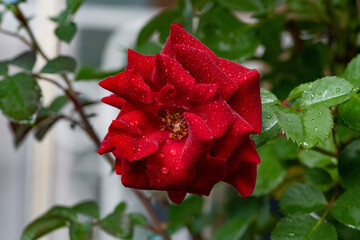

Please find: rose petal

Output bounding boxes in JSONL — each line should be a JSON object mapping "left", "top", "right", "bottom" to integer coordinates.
{"left": 212, "top": 115, "right": 255, "bottom": 159}
{"left": 101, "top": 94, "right": 126, "bottom": 109}
{"left": 218, "top": 58, "right": 262, "bottom": 133}
{"left": 223, "top": 163, "right": 257, "bottom": 197}
{"left": 155, "top": 54, "right": 196, "bottom": 102}
{"left": 225, "top": 137, "right": 261, "bottom": 176}
{"left": 162, "top": 23, "right": 218, "bottom": 63}
{"left": 146, "top": 140, "right": 195, "bottom": 190}
{"left": 99, "top": 69, "right": 153, "bottom": 105}
{"left": 98, "top": 133, "right": 115, "bottom": 155}
{"left": 174, "top": 45, "right": 238, "bottom": 101}
{"left": 126, "top": 49, "right": 155, "bottom": 88}
{"left": 189, "top": 155, "right": 226, "bottom": 193}
{"left": 195, "top": 83, "right": 219, "bottom": 103}
{"left": 191, "top": 98, "right": 235, "bottom": 139}
{"left": 167, "top": 191, "right": 187, "bottom": 204}
{"left": 121, "top": 158, "right": 151, "bottom": 189}
{"left": 115, "top": 158, "right": 122, "bottom": 174}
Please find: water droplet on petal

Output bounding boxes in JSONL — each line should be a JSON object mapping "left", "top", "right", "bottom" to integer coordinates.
{"left": 158, "top": 153, "right": 165, "bottom": 158}
{"left": 165, "top": 140, "right": 172, "bottom": 145}
{"left": 169, "top": 148, "right": 177, "bottom": 156}
{"left": 161, "top": 167, "right": 169, "bottom": 174}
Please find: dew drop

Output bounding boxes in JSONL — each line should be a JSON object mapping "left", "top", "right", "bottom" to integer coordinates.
{"left": 129, "top": 122, "right": 135, "bottom": 127}
{"left": 310, "top": 94, "right": 315, "bottom": 100}
{"left": 336, "top": 88, "right": 340, "bottom": 92}
{"left": 266, "top": 115, "right": 271, "bottom": 119}
{"left": 169, "top": 148, "right": 177, "bottom": 156}
{"left": 288, "top": 233, "right": 295, "bottom": 237}
{"left": 157, "top": 179, "right": 161, "bottom": 183}
{"left": 311, "top": 119, "right": 315, "bottom": 123}
{"left": 288, "top": 118, "right": 292, "bottom": 122}
{"left": 158, "top": 153, "right": 165, "bottom": 158}
{"left": 314, "top": 127, "right": 318, "bottom": 131}
{"left": 161, "top": 167, "right": 169, "bottom": 174}
{"left": 165, "top": 140, "right": 172, "bottom": 145}
{"left": 316, "top": 91, "right": 321, "bottom": 95}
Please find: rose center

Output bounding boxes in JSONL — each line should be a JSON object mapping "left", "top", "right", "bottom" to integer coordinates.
{"left": 159, "top": 110, "right": 188, "bottom": 141}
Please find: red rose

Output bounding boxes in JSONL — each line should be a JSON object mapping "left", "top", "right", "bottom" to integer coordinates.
{"left": 98, "top": 23, "right": 262, "bottom": 204}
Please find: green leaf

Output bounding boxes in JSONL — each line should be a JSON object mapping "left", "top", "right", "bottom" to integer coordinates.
{"left": 98, "top": 202, "right": 132, "bottom": 239}
{"left": 288, "top": 82, "right": 311, "bottom": 101}
{"left": 134, "top": 42, "right": 163, "bottom": 55}
{"left": 34, "top": 116, "right": 61, "bottom": 140}
{"left": 251, "top": 106, "right": 280, "bottom": 148}
{"left": 211, "top": 218, "right": 250, "bottom": 240}
{"left": 277, "top": 105, "right": 333, "bottom": 149}
{"left": 44, "top": 206, "right": 78, "bottom": 223}
{"left": 305, "top": 168, "right": 334, "bottom": 192}
{"left": 0, "top": 61, "right": 8, "bottom": 76}
{"left": 66, "top": 0, "right": 83, "bottom": 14}
{"left": 338, "top": 140, "right": 360, "bottom": 190}
{"left": 331, "top": 187, "right": 360, "bottom": 230}
{"left": 169, "top": 195, "right": 203, "bottom": 229}
{"left": 136, "top": 8, "right": 180, "bottom": 46}
{"left": 21, "top": 217, "right": 66, "bottom": 240}
{"left": 273, "top": 138, "right": 299, "bottom": 161}
{"left": 50, "top": 10, "right": 69, "bottom": 24}
{"left": 55, "top": 22, "right": 77, "bottom": 43}
{"left": 41, "top": 56, "right": 77, "bottom": 74}
{"left": 128, "top": 213, "right": 147, "bottom": 226}
{"left": 197, "top": 6, "right": 259, "bottom": 60}
{"left": 69, "top": 222, "right": 91, "bottom": 240}
{"left": 271, "top": 214, "right": 337, "bottom": 240}
{"left": 73, "top": 201, "right": 100, "bottom": 219}
{"left": 261, "top": 88, "right": 279, "bottom": 105}
{"left": 0, "top": 73, "right": 42, "bottom": 123}
{"left": 10, "top": 121, "right": 33, "bottom": 147}
{"left": 75, "top": 65, "right": 123, "bottom": 81}
{"left": 47, "top": 95, "right": 68, "bottom": 113}
{"left": 299, "top": 76, "right": 357, "bottom": 108}
{"left": 10, "top": 51, "right": 36, "bottom": 71}
{"left": 343, "top": 54, "right": 360, "bottom": 88}
{"left": 253, "top": 143, "right": 286, "bottom": 196}
{"left": 179, "top": 0, "right": 193, "bottom": 32}
{"left": 339, "top": 94, "right": 360, "bottom": 131}
{"left": 279, "top": 183, "right": 327, "bottom": 215}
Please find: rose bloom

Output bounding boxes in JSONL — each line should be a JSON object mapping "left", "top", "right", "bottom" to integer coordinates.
{"left": 98, "top": 23, "right": 261, "bottom": 204}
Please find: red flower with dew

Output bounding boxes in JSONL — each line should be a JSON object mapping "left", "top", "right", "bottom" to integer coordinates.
{"left": 98, "top": 23, "right": 262, "bottom": 204}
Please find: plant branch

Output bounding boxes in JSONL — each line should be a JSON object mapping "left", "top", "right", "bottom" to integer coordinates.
{"left": 33, "top": 74, "right": 66, "bottom": 90}
{"left": 0, "top": 28, "right": 33, "bottom": 48}
{"left": 356, "top": 0, "right": 360, "bottom": 24}
{"left": 312, "top": 146, "right": 338, "bottom": 158}
{"left": 134, "top": 190, "right": 171, "bottom": 240}
{"left": 14, "top": 5, "right": 49, "bottom": 61}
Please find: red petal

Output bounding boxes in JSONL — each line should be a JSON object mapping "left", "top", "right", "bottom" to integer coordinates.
{"left": 155, "top": 54, "right": 196, "bottom": 102}
{"left": 174, "top": 45, "right": 238, "bottom": 101}
{"left": 226, "top": 137, "right": 261, "bottom": 176}
{"left": 212, "top": 115, "right": 255, "bottom": 159}
{"left": 101, "top": 94, "right": 126, "bottom": 109}
{"left": 167, "top": 191, "right": 187, "bottom": 204}
{"left": 218, "top": 58, "right": 262, "bottom": 133}
{"left": 162, "top": 23, "right": 218, "bottom": 63}
{"left": 146, "top": 140, "right": 195, "bottom": 190}
{"left": 191, "top": 98, "right": 236, "bottom": 139}
{"left": 98, "top": 133, "right": 116, "bottom": 155}
{"left": 188, "top": 155, "right": 227, "bottom": 193}
{"left": 99, "top": 69, "right": 153, "bottom": 105}
{"left": 158, "top": 84, "right": 178, "bottom": 106}
{"left": 126, "top": 49, "right": 155, "bottom": 88}
{"left": 195, "top": 83, "right": 219, "bottom": 103}
{"left": 115, "top": 158, "right": 122, "bottom": 175}
{"left": 223, "top": 163, "right": 257, "bottom": 197}
{"left": 121, "top": 159, "right": 151, "bottom": 189}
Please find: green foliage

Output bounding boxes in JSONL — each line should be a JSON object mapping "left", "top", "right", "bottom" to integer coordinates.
{"left": 72, "top": 201, "right": 100, "bottom": 219}
{"left": 343, "top": 54, "right": 360, "bottom": 87}
{"left": 55, "top": 21, "right": 77, "bottom": 43}
{"left": 253, "top": 143, "right": 286, "bottom": 195}
{"left": 0, "top": 73, "right": 41, "bottom": 123}
{"left": 197, "top": 5, "right": 259, "bottom": 60}
{"left": 210, "top": 218, "right": 250, "bottom": 240}
{"left": 338, "top": 140, "right": 360, "bottom": 190}
{"left": 279, "top": 183, "right": 327, "bottom": 214}
{"left": 9, "top": 51, "right": 36, "bottom": 71}
{"left": 0, "top": 61, "right": 8, "bottom": 76}
{"left": 271, "top": 214, "right": 337, "bottom": 240}
{"left": 41, "top": 56, "right": 77, "bottom": 73}
{"left": 331, "top": 187, "right": 360, "bottom": 230}
{"left": 69, "top": 222, "right": 92, "bottom": 240}
{"left": 75, "top": 65, "right": 123, "bottom": 81}
{"left": 339, "top": 94, "right": 360, "bottom": 131}
{"left": 298, "top": 76, "right": 357, "bottom": 108}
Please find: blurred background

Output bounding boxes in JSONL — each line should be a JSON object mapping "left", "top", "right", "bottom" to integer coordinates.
{"left": 0, "top": 0, "right": 177, "bottom": 239}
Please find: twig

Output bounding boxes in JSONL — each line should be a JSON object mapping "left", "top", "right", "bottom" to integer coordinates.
{"left": 134, "top": 190, "right": 171, "bottom": 240}
{"left": 33, "top": 74, "right": 66, "bottom": 91}
{"left": 0, "top": 28, "right": 33, "bottom": 48}
{"left": 356, "top": 0, "right": 360, "bottom": 24}
{"left": 312, "top": 146, "right": 338, "bottom": 158}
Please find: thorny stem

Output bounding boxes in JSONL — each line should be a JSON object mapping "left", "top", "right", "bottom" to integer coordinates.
{"left": 134, "top": 190, "right": 171, "bottom": 240}
{"left": 13, "top": 5, "right": 170, "bottom": 239}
